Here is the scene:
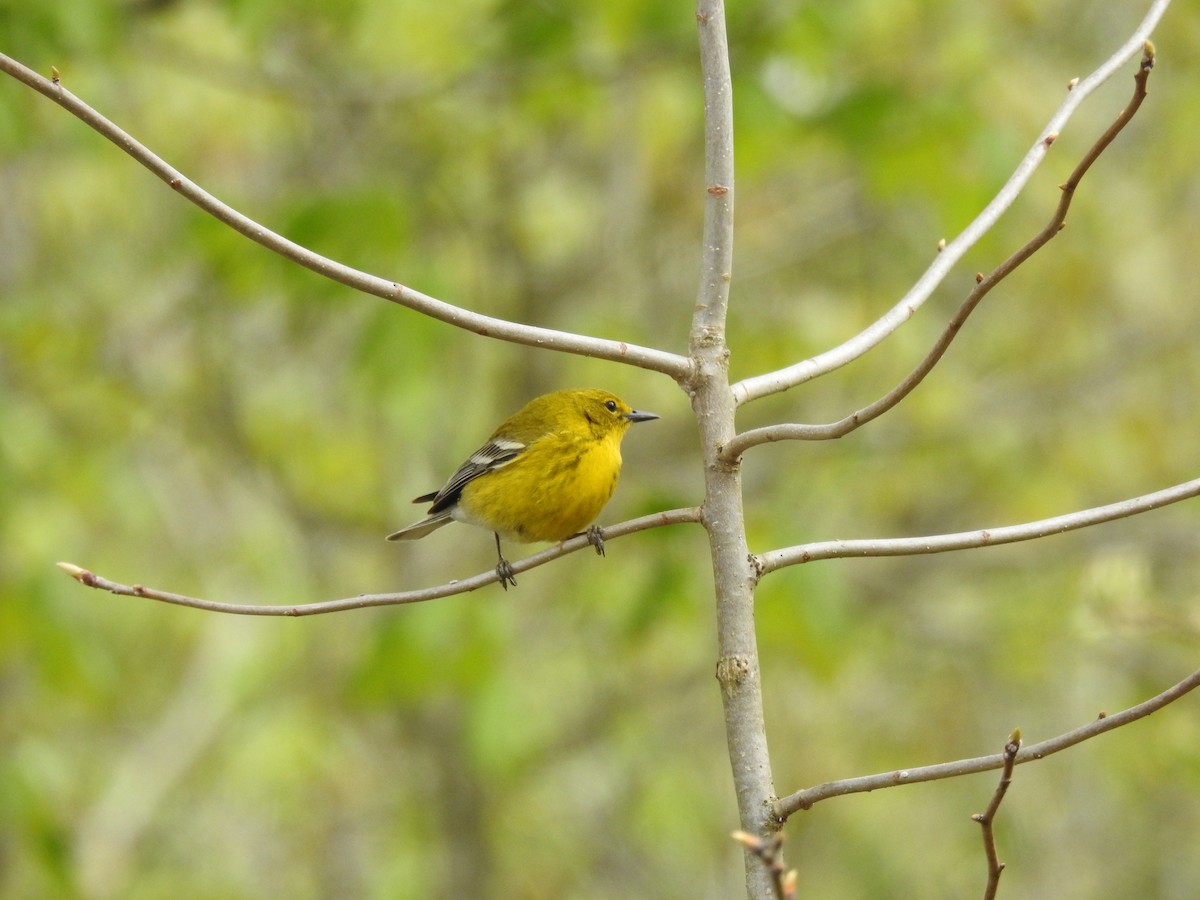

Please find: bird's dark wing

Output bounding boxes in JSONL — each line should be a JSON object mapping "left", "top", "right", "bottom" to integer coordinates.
{"left": 417, "top": 437, "right": 526, "bottom": 514}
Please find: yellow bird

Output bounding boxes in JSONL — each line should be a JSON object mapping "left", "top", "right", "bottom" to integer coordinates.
{"left": 387, "top": 388, "right": 659, "bottom": 588}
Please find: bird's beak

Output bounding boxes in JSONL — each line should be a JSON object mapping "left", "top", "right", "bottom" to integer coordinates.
{"left": 625, "top": 409, "right": 660, "bottom": 423}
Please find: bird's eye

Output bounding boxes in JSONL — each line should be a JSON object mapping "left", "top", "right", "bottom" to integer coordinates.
{"left": 605, "top": 400, "right": 617, "bottom": 412}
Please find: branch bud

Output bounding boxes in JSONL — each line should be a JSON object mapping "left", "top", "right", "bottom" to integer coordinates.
{"left": 56, "top": 561, "right": 86, "bottom": 580}
{"left": 56, "top": 561, "right": 96, "bottom": 586}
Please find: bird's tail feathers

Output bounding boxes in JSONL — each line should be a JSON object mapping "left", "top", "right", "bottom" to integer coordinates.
{"left": 386, "top": 512, "right": 454, "bottom": 541}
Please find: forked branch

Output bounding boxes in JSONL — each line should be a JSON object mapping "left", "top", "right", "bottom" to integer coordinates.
{"left": 972, "top": 730, "right": 1021, "bottom": 900}
{"left": 729, "top": 0, "right": 1169, "bottom": 407}
{"left": 723, "top": 43, "right": 1157, "bottom": 461}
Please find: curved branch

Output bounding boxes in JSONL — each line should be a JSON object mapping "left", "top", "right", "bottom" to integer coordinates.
{"left": 0, "top": 52, "right": 692, "bottom": 381}
{"left": 729, "top": 0, "right": 1172, "bottom": 407}
{"left": 754, "top": 476, "right": 1200, "bottom": 577}
{"left": 723, "top": 42, "right": 1157, "bottom": 460}
{"left": 774, "top": 667, "right": 1200, "bottom": 819}
{"left": 55, "top": 508, "right": 701, "bottom": 616}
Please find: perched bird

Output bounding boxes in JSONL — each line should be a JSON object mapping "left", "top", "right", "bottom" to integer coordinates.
{"left": 387, "top": 388, "right": 659, "bottom": 588}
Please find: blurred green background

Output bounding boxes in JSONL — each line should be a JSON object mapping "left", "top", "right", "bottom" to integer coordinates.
{"left": 3, "top": 1, "right": 1199, "bottom": 897}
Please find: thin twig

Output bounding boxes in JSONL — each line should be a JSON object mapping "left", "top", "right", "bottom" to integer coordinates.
{"left": 724, "top": 42, "right": 1158, "bottom": 459}
{"left": 729, "top": 0, "right": 1171, "bottom": 408}
{"left": 56, "top": 509, "right": 701, "bottom": 616}
{"left": 773, "top": 667, "right": 1200, "bottom": 818}
{"left": 0, "top": 51, "right": 692, "bottom": 381}
{"left": 754, "top": 474, "right": 1200, "bottom": 578}
{"left": 972, "top": 730, "right": 1022, "bottom": 900}
{"left": 731, "top": 832, "right": 796, "bottom": 900}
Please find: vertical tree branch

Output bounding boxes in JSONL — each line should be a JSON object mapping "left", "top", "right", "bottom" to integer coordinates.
{"left": 693, "top": 3, "right": 779, "bottom": 898}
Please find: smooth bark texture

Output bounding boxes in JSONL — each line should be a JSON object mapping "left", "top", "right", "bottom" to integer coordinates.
{"left": 692, "top": 3, "right": 779, "bottom": 896}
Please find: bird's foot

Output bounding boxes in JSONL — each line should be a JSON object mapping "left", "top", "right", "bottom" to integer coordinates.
{"left": 585, "top": 524, "right": 606, "bottom": 558}
{"left": 493, "top": 532, "right": 517, "bottom": 590}
{"left": 496, "top": 557, "right": 517, "bottom": 590}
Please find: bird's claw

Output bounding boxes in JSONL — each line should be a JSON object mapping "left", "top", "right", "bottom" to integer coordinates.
{"left": 585, "top": 524, "right": 606, "bottom": 557}
{"left": 496, "top": 558, "right": 517, "bottom": 590}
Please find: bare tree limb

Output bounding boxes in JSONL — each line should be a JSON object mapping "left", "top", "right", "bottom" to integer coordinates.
{"left": 774, "top": 667, "right": 1200, "bottom": 819}
{"left": 723, "top": 43, "right": 1157, "bottom": 460}
{"left": 728, "top": 0, "right": 1172, "bottom": 408}
{"left": 754, "top": 475, "right": 1200, "bottom": 578}
{"left": 972, "top": 730, "right": 1021, "bottom": 900}
{"left": 0, "top": 51, "right": 692, "bottom": 381}
{"left": 55, "top": 509, "right": 701, "bottom": 616}
{"left": 10, "top": 5, "right": 1186, "bottom": 896}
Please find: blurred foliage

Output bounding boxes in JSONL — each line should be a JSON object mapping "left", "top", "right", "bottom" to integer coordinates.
{"left": 3, "top": 0, "right": 1200, "bottom": 897}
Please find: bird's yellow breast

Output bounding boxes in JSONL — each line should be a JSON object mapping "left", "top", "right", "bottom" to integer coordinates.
{"left": 457, "top": 428, "right": 624, "bottom": 543}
